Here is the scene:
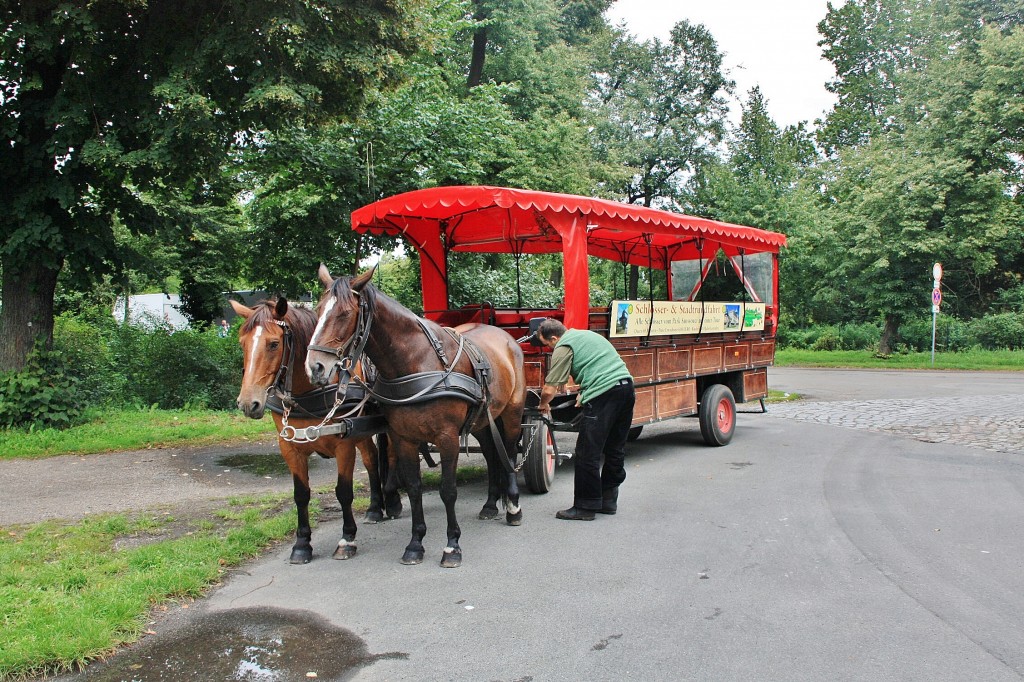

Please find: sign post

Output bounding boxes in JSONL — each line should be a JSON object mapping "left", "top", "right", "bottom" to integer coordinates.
{"left": 931, "top": 263, "right": 942, "bottom": 365}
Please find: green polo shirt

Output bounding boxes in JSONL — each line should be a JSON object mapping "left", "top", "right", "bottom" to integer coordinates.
{"left": 545, "top": 329, "right": 631, "bottom": 404}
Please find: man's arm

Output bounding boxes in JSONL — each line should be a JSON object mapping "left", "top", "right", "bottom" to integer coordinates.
{"left": 538, "top": 346, "right": 572, "bottom": 415}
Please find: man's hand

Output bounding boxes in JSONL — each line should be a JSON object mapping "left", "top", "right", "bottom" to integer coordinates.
{"left": 538, "top": 383, "right": 559, "bottom": 418}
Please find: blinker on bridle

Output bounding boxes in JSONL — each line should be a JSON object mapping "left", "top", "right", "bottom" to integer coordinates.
{"left": 308, "top": 288, "right": 373, "bottom": 399}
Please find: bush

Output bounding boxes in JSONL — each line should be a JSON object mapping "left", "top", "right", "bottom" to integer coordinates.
{"left": 779, "top": 322, "right": 880, "bottom": 351}
{"left": 810, "top": 327, "right": 841, "bottom": 351}
{"left": 967, "top": 313, "right": 1024, "bottom": 350}
{"left": 53, "top": 312, "right": 120, "bottom": 405}
{"left": 0, "top": 344, "right": 85, "bottom": 429}
{"left": 113, "top": 323, "right": 242, "bottom": 409}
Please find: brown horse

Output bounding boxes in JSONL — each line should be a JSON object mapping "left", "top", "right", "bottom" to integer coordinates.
{"left": 232, "top": 297, "right": 401, "bottom": 564}
{"left": 305, "top": 266, "right": 527, "bottom": 568}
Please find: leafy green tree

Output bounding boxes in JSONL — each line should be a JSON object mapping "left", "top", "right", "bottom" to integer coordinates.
{"left": 241, "top": 0, "right": 611, "bottom": 297}
{"left": 694, "top": 87, "right": 829, "bottom": 327}
{"left": 0, "top": 0, "right": 428, "bottom": 372}
{"left": 812, "top": 0, "right": 1024, "bottom": 351}
{"left": 588, "top": 21, "right": 732, "bottom": 297}
{"left": 590, "top": 22, "right": 731, "bottom": 209}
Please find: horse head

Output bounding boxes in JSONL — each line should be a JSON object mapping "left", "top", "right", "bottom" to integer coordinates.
{"left": 233, "top": 297, "right": 314, "bottom": 419}
{"left": 306, "top": 264, "right": 376, "bottom": 387}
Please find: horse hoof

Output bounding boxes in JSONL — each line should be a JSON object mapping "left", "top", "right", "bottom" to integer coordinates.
{"left": 332, "top": 544, "right": 357, "bottom": 560}
{"left": 400, "top": 550, "right": 424, "bottom": 565}
{"left": 440, "top": 548, "right": 462, "bottom": 568}
{"left": 506, "top": 510, "right": 523, "bottom": 526}
{"left": 478, "top": 507, "right": 499, "bottom": 520}
{"left": 289, "top": 550, "right": 313, "bottom": 565}
{"left": 363, "top": 510, "right": 383, "bottom": 524}
{"left": 386, "top": 506, "right": 403, "bottom": 520}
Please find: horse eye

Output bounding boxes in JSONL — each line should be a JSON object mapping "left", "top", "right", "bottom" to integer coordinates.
{"left": 269, "top": 341, "right": 280, "bottom": 350}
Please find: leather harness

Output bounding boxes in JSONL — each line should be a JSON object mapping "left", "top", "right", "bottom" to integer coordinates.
{"left": 307, "top": 287, "right": 518, "bottom": 473}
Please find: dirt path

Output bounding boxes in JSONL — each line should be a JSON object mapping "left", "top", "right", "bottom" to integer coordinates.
{"left": 0, "top": 439, "right": 354, "bottom": 527}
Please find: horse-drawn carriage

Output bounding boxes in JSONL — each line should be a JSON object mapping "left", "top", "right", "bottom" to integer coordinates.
{"left": 348, "top": 186, "right": 787, "bottom": 493}
{"left": 235, "top": 185, "right": 785, "bottom": 566}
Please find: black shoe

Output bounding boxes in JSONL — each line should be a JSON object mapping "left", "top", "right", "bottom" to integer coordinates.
{"left": 598, "top": 489, "right": 618, "bottom": 515}
{"left": 555, "top": 506, "right": 596, "bottom": 521}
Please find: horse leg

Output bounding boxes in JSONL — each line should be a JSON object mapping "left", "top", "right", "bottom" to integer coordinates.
{"left": 395, "top": 439, "right": 427, "bottom": 565}
{"left": 437, "top": 437, "right": 463, "bottom": 568}
{"left": 332, "top": 441, "right": 359, "bottom": 560}
{"left": 500, "top": 416, "right": 524, "bottom": 527}
{"left": 280, "top": 446, "right": 314, "bottom": 564}
{"left": 377, "top": 433, "right": 404, "bottom": 519}
{"left": 359, "top": 436, "right": 386, "bottom": 524}
{"left": 476, "top": 433, "right": 502, "bottom": 520}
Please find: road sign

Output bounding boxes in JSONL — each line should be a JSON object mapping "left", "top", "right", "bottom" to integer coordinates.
{"left": 933, "top": 262, "right": 943, "bottom": 282}
{"left": 932, "top": 288, "right": 942, "bottom": 306}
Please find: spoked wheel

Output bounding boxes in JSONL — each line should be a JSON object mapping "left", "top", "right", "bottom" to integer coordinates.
{"left": 699, "top": 384, "right": 736, "bottom": 446}
{"left": 523, "top": 416, "right": 556, "bottom": 494}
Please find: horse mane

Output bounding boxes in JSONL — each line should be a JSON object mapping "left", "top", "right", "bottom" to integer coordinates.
{"left": 326, "top": 274, "right": 388, "bottom": 318}
{"left": 326, "top": 274, "right": 363, "bottom": 307}
{"left": 241, "top": 300, "right": 318, "bottom": 354}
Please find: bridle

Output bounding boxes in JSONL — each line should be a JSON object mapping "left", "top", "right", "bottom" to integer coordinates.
{"left": 266, "top": 319, "right": 295, "bottom": 402}
{"left": 308, "top": 287, "right": 375, "bottom": 401}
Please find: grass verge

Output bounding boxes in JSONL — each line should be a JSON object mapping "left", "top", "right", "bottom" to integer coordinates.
{"left": 775, "top": 348, "right": 1024, "bottom": 371}
{"left": 0, "top": 493, "right": 302, "bottom": 680}
{"left": 0, "top": 408, "right": 275, "bottom": 461}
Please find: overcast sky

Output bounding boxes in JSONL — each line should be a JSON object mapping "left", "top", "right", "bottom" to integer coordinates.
{"left": 603, "top": 0, "right": 838, "bottom": 129}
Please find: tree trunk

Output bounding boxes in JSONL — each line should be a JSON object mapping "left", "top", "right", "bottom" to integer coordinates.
{"left": 0, "top": 253, "right": 62, "bottom": 372}
{"left": 467, "top": 1, "right": 488, "bottom": 89}
{"left": 879, "top": 314, "right": 900, "bottom": 355}
{"left": 628, "top": 265, "right": 640, "bottom": 299}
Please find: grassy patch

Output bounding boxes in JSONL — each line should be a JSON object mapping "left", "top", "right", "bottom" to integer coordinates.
{"left": 775, "top": 348, "right": 1024, "bottom": 371}
{"left": 0, "top": 494, "right": 302, "bottom": 680}
{"left": 0, "top": 408, "right": 275, "bottom": 461}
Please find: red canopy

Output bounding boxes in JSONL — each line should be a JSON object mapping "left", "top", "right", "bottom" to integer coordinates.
{"left": 351, "top": 186, "right": 787, "bottom": 328}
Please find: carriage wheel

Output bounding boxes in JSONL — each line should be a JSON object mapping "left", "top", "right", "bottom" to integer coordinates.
{"left": 699, "top": 384, "right": 736, "bottom": 446}
{"left": 523, "top": 416, "right": 556, "bottom": 494}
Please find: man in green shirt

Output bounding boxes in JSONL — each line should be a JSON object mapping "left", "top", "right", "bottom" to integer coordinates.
{"left": 536, "top": 319, "right": 635, "bottom": 520}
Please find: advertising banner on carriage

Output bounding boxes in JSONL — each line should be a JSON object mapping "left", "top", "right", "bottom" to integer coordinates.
{"left": 609, "top": 300, "right": 766, "bottom": 337}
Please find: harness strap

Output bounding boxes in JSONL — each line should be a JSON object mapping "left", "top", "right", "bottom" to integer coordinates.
{"left": 418, "top": 318, "right": 452, "bottom": 368}
{"left": 444, "top": 329, "right": 516, "bottom": 475}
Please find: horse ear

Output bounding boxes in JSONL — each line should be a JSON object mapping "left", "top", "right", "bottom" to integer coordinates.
{"left": 230, "top": 299, "right": 253, "bottom": 319}
{"left": 318, "top": 263, "right": 334, "bottom": 289}
{"left": 351, "top": 265, "right": 377, "bottom": 292}
{"left": 274, "top": 297, "right": 289, "bottom": 320}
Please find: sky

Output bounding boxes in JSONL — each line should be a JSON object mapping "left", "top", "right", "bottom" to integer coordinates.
{"left": 603, "top": 0, "right": 839, "bottom": 129}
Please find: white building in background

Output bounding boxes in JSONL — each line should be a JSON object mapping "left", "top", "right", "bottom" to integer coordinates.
{"left": 112, "top": 293, "right": 190, "bottom": 330}
{"left": 113, "top": 290, "right": 314, "bottom": 330}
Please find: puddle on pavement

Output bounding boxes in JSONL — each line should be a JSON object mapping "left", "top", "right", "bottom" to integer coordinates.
{"left": 72, "top": 607, "right": 406, "bottom": 681}
{"left": 217, "top": 453, "right": 292, "bottom": 477}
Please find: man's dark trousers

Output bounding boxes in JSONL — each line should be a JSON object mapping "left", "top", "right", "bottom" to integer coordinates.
{"left": 572, "top": 380, "right": 636, "bottom": 510}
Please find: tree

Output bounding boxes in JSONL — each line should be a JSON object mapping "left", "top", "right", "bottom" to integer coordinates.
{"left": 812, "top": 0, "right": 1024, "bottom": 351}
{"left": 693, "top": 87, "right": 828, "bottom": 326}
{"left": 0, "top": 0, "right": 428, "bottom": 371}
{"left": 240, "top": 0, "right": 616, "bottom": 299}
{"left": 588, "top": 22, "right": 732, "bottom": 296}
{"left": 590, "top": 23, "right": 732, "bottom": 209}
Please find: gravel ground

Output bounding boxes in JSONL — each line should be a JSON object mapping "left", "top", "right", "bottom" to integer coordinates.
{"left": 0, "top": 440, "right": 340, "bottom": 527}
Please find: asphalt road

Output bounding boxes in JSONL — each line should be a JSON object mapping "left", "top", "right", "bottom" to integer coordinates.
{"left": 37, "top": 367, "right": 1024, "bottom": 681}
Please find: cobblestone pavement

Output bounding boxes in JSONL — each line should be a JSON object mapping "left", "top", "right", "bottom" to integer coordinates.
{"left": 767, "top": 394, "right": 1024, "bottom": 456}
